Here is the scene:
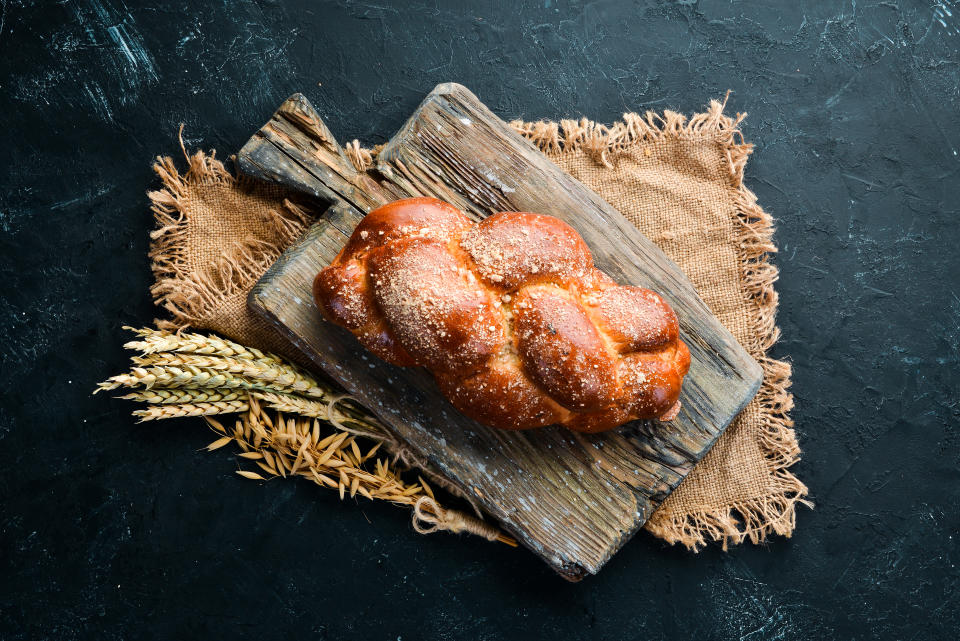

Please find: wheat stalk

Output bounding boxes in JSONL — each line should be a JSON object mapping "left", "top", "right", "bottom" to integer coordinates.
{"left": 134, "top": 400, "right": 249, "bottom": 421}
{"left": 252, "top": 390, "right": 329, "bottom": 417}
{"left": 120, "top": 389, "right": 246, "bottom": 404}
{"left": 97, "top": 366, "right": 248, "bottom": 392}
{"left": 132, "top": 352, "right": 330, "bottom": 398}
{"left": 116, "top": 386, "right": 386, "bottom": 442}
{"left": 249, "top": 391, "right": 389, "bottom": 441}
{"left": 123, "top": 326, "right": 281, "bottom": 364}
{"left": 97, "top": 365, "right": 324, "bottom": 399}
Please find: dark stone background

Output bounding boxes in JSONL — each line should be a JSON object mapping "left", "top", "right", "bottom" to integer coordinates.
{"left": 2, "top": 0, "right": 958, "bottom": 639}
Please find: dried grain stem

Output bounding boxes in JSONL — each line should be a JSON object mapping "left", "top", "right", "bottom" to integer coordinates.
{"left": 205, "top": 398, "right": 516, "bottom": 546}
{"left": 123, "top": 326, "right": 280, "bottom": 364}
{"left": 131, "top": 352, "right": 330, "bottom": 399}
{"left": 134, "top": 401, "right": 249, "bottom": 421}
{"left": 120, "top": 388, "right": 246, "bottom": 404}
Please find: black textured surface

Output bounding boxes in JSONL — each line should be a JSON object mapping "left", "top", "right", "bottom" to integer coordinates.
{"left": 1, "top": 1, "right": 958, "bottom": 639}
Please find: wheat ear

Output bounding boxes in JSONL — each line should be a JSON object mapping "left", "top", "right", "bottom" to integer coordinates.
{"left": 120, "top": 389, "right": 246, "bottom": 404}
{"left": 131, "top": 352, "right": 330, "bottom": 398}
{"left": 122, "top": 326, "right": 281, "bottom": 364}
{"left": 134, "top": 401, "right": 249, "bottom": 421}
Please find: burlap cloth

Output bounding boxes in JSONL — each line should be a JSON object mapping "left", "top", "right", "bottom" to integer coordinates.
{"left": 149, "top": 100, "right": 809, "bottom": 550}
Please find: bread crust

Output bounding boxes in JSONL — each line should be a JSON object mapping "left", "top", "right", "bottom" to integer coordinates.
{"left": 314, "top": 197, "right": 690, "bottom": 432}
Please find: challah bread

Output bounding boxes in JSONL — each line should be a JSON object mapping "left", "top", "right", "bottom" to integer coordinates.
{"left": 314, "top": 197, "right": 690, "bottom": 433}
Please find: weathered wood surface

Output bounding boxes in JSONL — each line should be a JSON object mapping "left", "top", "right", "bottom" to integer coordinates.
{"left": 238, "top": 83, "right": 763, "bottom": 580}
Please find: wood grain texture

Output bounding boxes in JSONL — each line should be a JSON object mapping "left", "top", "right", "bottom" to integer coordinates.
{"left": 238, "top": 83, "right": 763, "bottom": 580}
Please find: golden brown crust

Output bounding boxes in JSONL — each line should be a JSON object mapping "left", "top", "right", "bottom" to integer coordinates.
{"left": 314, "top": 197, "right": 691, "bottom": 433}
{"left": 513, "top": 286, "right": 617, "bottom": 412}
{"left": 460, "top": 212, "right": 594, "bottom": 290}
{"left": 436, "top": 361, "right": 564, "bottom": 430}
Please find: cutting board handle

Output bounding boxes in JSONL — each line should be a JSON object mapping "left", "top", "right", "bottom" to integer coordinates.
{"left": 237, "top": 92, "right": 399, "bottom": 217}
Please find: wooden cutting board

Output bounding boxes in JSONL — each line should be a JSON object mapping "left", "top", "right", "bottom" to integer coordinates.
{"left": 237, "top": 83, "right": 762, "bottom": 580}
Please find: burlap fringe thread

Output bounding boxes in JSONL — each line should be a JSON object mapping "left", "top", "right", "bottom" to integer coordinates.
{"left": 147, "top": 101, "right": 809, "bottom": 552}
{"left": 149, "top": 129, "right": 315, "bottom": 333}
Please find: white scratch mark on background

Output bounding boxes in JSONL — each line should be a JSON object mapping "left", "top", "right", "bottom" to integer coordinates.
{"left": 62, "top": 0, "right": 159, "bottom": 116}
{"left": 933, "top": 0, "right": 959, "bottom": 36}
{"left": 50, "top": 183, "right": 116, "bottom": 210}
{"left": 103, "top": 11, "right": 159, "bottom": 88}
{"left": 6, "top": 0, "right": 161, "bottom": 122}
{"left": 0, "top": 0, "right": 8, "bottom": 45}
{"left": 82, "top": 80, "right": 114, "bottom": 122}
{"left": 106, "top": 22, "right": 158, "bottom": 81}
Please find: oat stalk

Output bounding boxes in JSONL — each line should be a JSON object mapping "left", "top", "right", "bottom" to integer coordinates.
{"left": 203, "top": 397, "right": 516, "bottom": 546}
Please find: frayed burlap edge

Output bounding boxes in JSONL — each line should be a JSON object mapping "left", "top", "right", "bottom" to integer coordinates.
{"left": 509, "top": 99, "right": 811, "bottom": 551}
{"left": 148, "top": 133, "right": 313, "bottom": 332}
{"left": 508, "top": 99, "right": 744, "bottom": 168}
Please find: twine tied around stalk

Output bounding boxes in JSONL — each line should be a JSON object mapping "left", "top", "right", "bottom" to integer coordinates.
{"left": 412, "top": 496, "right": 517, "bottom": 547}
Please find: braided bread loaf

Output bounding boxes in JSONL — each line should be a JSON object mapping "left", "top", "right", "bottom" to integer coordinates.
{"left": 314, "top": 198, "right": 690, "bottom": 433}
